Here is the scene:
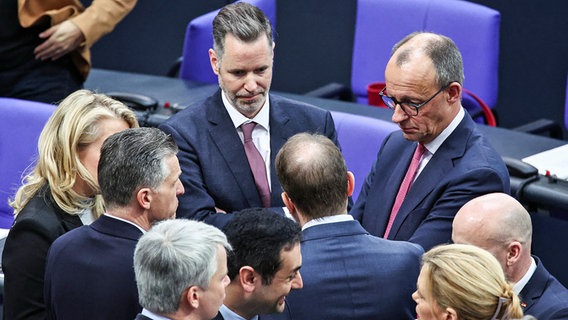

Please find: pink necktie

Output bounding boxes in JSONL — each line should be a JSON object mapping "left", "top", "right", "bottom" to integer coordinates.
{"left": 241, "top": 122, "right": 271, "bottom": 208}
{"left": 383, "top": 143, "right": 426, "bottom": 238}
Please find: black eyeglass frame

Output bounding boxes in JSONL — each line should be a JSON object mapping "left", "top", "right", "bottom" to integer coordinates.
{"left": 378, "top": 83, "right": 453, "bottom": 116}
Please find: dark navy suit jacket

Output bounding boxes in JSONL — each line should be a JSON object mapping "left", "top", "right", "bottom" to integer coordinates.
{"left": 44, "top": 214, "right": 143, "bottom": 320}
{"left": 520, "top": 256, "right": 568, "bottom": 319}
{"left": 159, "top": 90, "right": 338, "bottom": 228}
{"left": 350, "top": 113, "right": 509, "bottom": 250}
{"left": 272, "top": 219, "right": 423, "bottom": 320}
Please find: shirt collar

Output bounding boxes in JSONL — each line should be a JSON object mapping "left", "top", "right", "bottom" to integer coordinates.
{"left": 141, "top": 308, "right": 171, "bottom": 320}
{"left": 103, "top": 213, "right": 146, "bottom": 234}
{"left": 222, "top": 90, "right": 270, "bottom": 131}
{"left": 219, "top": 304, "right": 259, "bottom": 320}
{"left": 302, "top": 214, "right": 353, "bottom": 231}
{"left": 513, "top": 257, "right": 537, "bottom": 295}
{"left": 423, "top": 107, "right": 465, "bottom": 154}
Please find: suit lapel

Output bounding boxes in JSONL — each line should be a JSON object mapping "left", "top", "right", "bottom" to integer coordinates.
{"left": 206, "top": 92, "right": 264, "bottom": 207}
{"left": 376, "top": 141, "right": 415, "bottom": 234}
{"left": 519, "top": 257, "right": 547, "bottom": 313}
{"left": 388, "top": 114, "right": 472, "bottom": 238}
{"left": 268, "top": 96, "right": 291, "bottom": 204}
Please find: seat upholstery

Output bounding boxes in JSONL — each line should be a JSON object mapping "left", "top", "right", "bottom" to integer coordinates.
{"left": 565, "top": 73, "right": 568, "bottom": 130}
{"left": 330, "top": 111, "right": 398, "bottom": 202}
{"left": 0, "top": 98, "right": 56, "bottom": 229}
{"left": 178, "top": 0, "right": 277, "bottom": 83}
{"left": 352, "top": 0, "right": 500, "bottom": 111}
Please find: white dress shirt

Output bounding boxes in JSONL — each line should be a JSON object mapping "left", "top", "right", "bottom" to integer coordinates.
{"left": 222, "top": 91, "right": 271, "bottom": 189}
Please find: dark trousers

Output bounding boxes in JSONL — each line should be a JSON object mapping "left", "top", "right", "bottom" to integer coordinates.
{"left": 0, "top": 55, "right": 83, "bottom": 104}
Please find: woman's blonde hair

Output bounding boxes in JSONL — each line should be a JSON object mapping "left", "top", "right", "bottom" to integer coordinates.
{"left": 10, "top": 90, "right": 138, "bottom": 218}
{"left": 422, "top": 244, "right": 523, "bottom": 320}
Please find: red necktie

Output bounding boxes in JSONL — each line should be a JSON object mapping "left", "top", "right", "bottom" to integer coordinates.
{"left": 384, "top": 143, "right": 426, "bottom": 238}
{"left": 241, "top": 122, "right": 271, "bottom": 208}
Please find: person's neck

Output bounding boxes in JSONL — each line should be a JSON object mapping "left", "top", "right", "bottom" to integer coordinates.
{"left": 224, "top": 284, "right": 257, "bottom": 320}
{"left": 511, "top": 254, "right": 533, "bottom": 283}
{"left": 106, "top": 207, "right": 151, "bottom": 231}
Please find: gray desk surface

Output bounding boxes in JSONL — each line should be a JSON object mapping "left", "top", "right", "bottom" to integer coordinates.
{"left": 85, "top": 68, "right": 566, "bottom": 160}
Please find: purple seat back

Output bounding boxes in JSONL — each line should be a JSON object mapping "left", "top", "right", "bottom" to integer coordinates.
{"left": 179, "top": 0, "right": 277, "bottom": 83}
{"left": 352, "top": 0, "right": 500, "bottom": 108}
{"left": 0, "top": 98, "right": 56, "bottom": 228}
{"left": 331, "top": 111, "right": 398, "bottom": 202}
{"left": 565, "top": 74, "right": 568, "bottom": 130}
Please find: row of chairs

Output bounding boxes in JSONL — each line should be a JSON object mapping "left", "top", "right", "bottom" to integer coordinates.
{"left": 172, "top": 0, "right": 500, "bottom": 125}
{"left": 2, "top": 93, "right": 568, "bottom": 289}
{"left": 0, "top": 94, "right": 395, "bottom": 228}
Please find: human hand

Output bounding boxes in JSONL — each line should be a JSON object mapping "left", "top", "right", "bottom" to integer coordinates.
{"left": 34, "top": 20, "right": 85, "bottom": 61}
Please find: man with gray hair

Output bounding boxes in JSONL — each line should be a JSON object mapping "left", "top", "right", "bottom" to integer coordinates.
{"left": 134, "top": 219, "right": 231, "bottom": 320}
{"left": 44, "top": 127, "right": 184, "bottom": 319}
{"left": 159, "top": 2, "right": 339, "bottom": 228}
{"left": 452, "top": 192, "right": 568, "bottom": 319}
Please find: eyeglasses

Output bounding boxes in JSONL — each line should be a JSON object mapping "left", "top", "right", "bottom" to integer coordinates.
{"left": 379, "top": 83, "right": 451, "bottom": 116}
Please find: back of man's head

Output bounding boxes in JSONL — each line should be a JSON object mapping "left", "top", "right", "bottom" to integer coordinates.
{"left": 222, "top": 208, "right": 301, "bottom": 284}
{"left": 98, "top": 127, "right": 178, "bottom": 209}
{"left": 134, "top": 219, "right": 231, "bottom": 317}
{"left": 453, "top": 193, "right": 532, "bottom": 249}
{"left": 276, "top": 133, "right": 349, "bottom": 219}
{"left": 452, "top": 193, "right": 533, "bottom": 281}
{"left": 212, "top": 2, "right": 273, "bottom": 58}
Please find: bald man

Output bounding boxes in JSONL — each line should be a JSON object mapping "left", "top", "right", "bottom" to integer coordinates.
{"left": 452, "top": 193, "right": 568, "bottom": 319}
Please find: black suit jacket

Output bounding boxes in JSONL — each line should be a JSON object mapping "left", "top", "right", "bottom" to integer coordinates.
{"left": 520, "top": 256, "right": 568, "bottom": 319}
{"left": 2, "top": 185, "right": 82, "bottom": 320}
{"left": 44, "top": 214, "right": 143, "bottom": 319}
{"left": 159, "top": 90, "right": 339, "bottom": 229}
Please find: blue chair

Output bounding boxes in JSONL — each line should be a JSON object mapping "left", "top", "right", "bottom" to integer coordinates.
{"left": 310, "top": 0, "right": 500, "bottom": 126}
{"left": 173, "top": 0, "right": 277, "bottom": 83}
{"left": 0, "top": 98, "right": 56, "bottom": 229}
{"left": 330, "top": 111, "right": 398, "bottom": 202}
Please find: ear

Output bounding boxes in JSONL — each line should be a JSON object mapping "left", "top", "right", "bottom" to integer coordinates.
{"left": 209, "top": 48, "right": 219, "bottom": 75}
{"left": 136, "top": 187, "right": 152, "bottom": 210}
{"left": 447, "top": 82, "right": 462, "bottom": 104}
{"left": 506, "top": 241, "right": 522, "bottom": 266}
{"left": 445, "top": 307, "right": 458, "bottom": 320}
{"left": 281, "top": 192, "right": 295, "bottom": 213}
{"left": 186, "top": 286, "right": 200, "bottom": 310}
{"left": 347, "top": 171, "right": 355, "bottom": 197}
{"left": 239, "top": 266, "right": 257, "bottom": 293}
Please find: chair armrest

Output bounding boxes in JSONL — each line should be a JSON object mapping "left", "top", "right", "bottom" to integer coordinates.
{"left": 502, "top": 156, "right": 538, "bottom": 179}
{"left": 513, "top": 119, "right": 564, "bottom": 139}
{"left": 166, "top": 56, "right": 183, "bottom": 78}
{"left": 304, "top": 82, "right": 354, "bottom": 101}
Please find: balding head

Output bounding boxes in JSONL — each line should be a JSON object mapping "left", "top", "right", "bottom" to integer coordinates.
{"left": 275, "top": 133, "right": 353, "bottom": 223}
{"left": 452, "top": 193, "right": 533, "bottom": 282}
{"left": 390, "top": 32, "right": 465, "bottom": 88}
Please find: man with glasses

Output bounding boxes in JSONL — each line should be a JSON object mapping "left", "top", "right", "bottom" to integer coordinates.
{"left": 350, "top": 32, "right": 509, "bottom": 251}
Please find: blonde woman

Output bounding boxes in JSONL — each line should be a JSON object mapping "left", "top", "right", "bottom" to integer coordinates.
{"left": 414, "top": 244, "right": 524, "bottom": 320}
{"left": 2, "top": 90, "right": 138, "bottom": 320}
